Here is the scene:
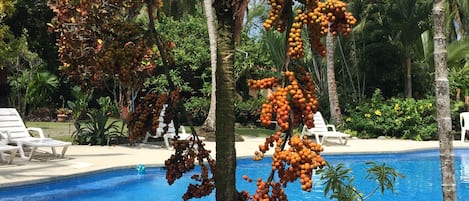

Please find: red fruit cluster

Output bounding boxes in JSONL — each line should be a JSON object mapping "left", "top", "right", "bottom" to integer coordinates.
{"left": 165, "top": 136, "right": 215, "bottom": 201}
{"left": 127, "top": 93, "right": 167, "bottom": 142}
{"left": 127, "top": 90, "right": 180, "bottom": 143}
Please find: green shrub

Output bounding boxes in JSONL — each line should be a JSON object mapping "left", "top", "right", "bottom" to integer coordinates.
{"left": 235, "top": 98, "right": 264, "bottom": 125}
{"left": 343, "top": 89, "right": 437, "bottom": 140}
{"left": 72, "top": 96, "right": 122, "bottom": 145}
{"left": 183, "top": 96, "right": 264, "bottom": 126}
{"left": 183, "top": 96, "right": 211, "bottom": 125}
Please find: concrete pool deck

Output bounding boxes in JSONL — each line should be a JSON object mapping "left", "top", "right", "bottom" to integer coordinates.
{"left": 1, "top": 136, "right": 469, "bottom": 188}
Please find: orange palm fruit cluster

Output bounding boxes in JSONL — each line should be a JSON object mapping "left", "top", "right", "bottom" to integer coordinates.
{"left": 287, "top": 11, "right": 307, "bottom": 60}
{"left": 253, "top": 131, "right": 282, "bottom": 161}
{"left": 249, "top": 70, "right": 319, "bottom": 131}
{"left": 273, "top": 135, "right": 325, "bottom": 191}
{"left": 251, "top": 134, "right": 325, "bottom": 199}
{"left": 253, "top": 179, "right": 288, "bottom": 201}
{"left": 247, "top": 69, "right": 325, "bottom": 199}
{"left": 307, "top": 24, "right": 327, "bottom": 56}
{"left": 263, "top": 0, "right": 356, "bottom": 58}
{"left": 285, "top": 71, "right": 318, "bottom": 129}
{"left": 313, "top": 0, "right": 357, "bottom": 36}
{"left": 247, "top": 77, "right": 279, "bottom": 89}
{"left": 263, "top": 0, "right": 286, "bottom": 32}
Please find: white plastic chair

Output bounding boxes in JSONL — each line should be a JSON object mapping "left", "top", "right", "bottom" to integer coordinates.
{"left": 461, "top": 112, "right": 469, "bottom": 142}
{"left": 0, "top": 135, "right": 19, "bottom": 164}
{"left": 301, "top": 111, "right": 350, "bottom": 145}
{"left": 0, "top": 108, "right": 71, "bottom": 160}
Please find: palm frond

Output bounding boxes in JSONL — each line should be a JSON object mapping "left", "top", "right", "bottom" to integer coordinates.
{"left": 448, "top": 37, "right": 469, "bottom": 65}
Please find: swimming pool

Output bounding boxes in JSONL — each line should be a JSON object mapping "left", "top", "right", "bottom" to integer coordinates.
{"left": 0, "top": 149, "right": 468, "bottom": 201}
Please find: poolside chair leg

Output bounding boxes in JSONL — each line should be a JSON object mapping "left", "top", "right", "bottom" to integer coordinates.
{"left": 462, "top": 130, "right": 466, "bottom": 142}
{"left": 342, "top": 138, "right": 348, "bottom": 145}
{"left": 321, "top": 136, "right": 327, "bottom": 145}
{"left": 338, "top": 137, "right": 344, "bottom": 145}
{"left": 7, "top": 149, "right": 17, "bottom": 164}
{"left": 315, "top": 134, "right": 322, "bottom": 145}
{"left": 60, "top": 146, "right": 69, "bottom": 158}
{"left": 163, "top": 135, "right": 173, "bottom": 150}
{"left": 27, "top": 147, "right": 38, "bottom": 161}
{"left": 17, "top": 143, "right": 29, "bottom": 160}
{"left": 51, "top": 147, "right": 57, "bottom": 156}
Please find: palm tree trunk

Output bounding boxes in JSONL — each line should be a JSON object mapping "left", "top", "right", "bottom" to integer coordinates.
{"left": 200, "top": 0, "right": 217, "bottom": 138}
{"left": 405, "top": 55, "right": 412, "bottom": 98}
{"left": 326, "top": 30, "right": 342, "bottom": 123}
{"left": 214, "top": 0, "right": 237, "bottom": 200}
{"left": 433, "top": 1, "right": 456, "bottom": 200}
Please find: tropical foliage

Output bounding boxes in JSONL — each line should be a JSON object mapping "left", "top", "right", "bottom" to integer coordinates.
{"left": 72, "top": 97, "right": 121, "bottom": 146}
{"left": 318, "top": 161, "right": 404, "bottom": 201}
{"left": 344, "top": 89, "right": 437, "bottom": 140}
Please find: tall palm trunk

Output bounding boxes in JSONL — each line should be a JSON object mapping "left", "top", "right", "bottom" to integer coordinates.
{"left": 433, "top": 1, "right": 456, "bottom": 200}
{"left": 0, "top": 68, "right": 8, "bottom": 107}
{"left": 326, "top": 30, "right": 342, "bottom": 123}
{"left": 405, "top": 55, "right": 412, "bottom": 98}
{"left": 213, "top": 0, "right": 237, "bottom": 200}
{"left": 200, "top": 0, "right": 217, "bottom": 138}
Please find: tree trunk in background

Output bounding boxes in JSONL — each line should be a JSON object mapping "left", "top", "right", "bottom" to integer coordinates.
{"left": 433, "top": 1, "right": 456, "bottom": 200}
{"left": 326, "top": 30, "right": 342, "bottom": 123}
{"left": 0, "top": 68, "right": 9, "bottom": 107}
{"left": 199, "top": 0, "right": 217, "bottom": 140}
{"left": 450, "top": 0, "right": 464, "bottom": 40}
{"left": 405, "top": 56, "right": 412, "bottom": 98}
{"left": 213, "top": 0, "right": 238, "bottom": 200}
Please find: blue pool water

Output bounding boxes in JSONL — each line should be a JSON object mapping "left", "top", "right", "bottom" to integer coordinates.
{"left": 1, "top": 149, "right": 469, "bottom": 201}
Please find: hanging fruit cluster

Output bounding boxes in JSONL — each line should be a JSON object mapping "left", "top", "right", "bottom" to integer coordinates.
{"left": 245, "top": 69, "right": 325, "bottom": 200}
{"left": 241, "top": 177, "right": 287, "bottom": 200}
{"left": 264, "top": 0, "right": 357, "bottom": 58}
{"left": 250, "top": 70, "right": 318, "bottom": 132}
{"left": 263, "top": 0, "right": 287, "bottom": 32}
{"left": 273, "top": 135, "right": 325, "bottom": 191}
{"left": 48, "top": 0, "right": 163, "bottom": 89}
{"left": 243, "top": 134, "right": 326, "bottom": 200}
{"left": 165, "top": 139, "right": 215, "bottom": 201}
{"left": 127, "top": 90, "right": 179, "bottom": 142}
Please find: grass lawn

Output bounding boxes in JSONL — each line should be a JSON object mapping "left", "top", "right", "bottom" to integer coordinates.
{"left": 24, "top": 120, "right": 275, "bottom": 143}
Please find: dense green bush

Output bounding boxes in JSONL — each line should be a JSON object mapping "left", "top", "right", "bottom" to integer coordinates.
{"left": 72, "top": 97, "right": 121, "bottom": 145}
{"left": 343, "top": 89, "right": 437, "bottom": 140}
{"left": 183, "top": 96, "right": 264, "bottom": 126}
{"left": 235, "top": 98, "right": 264, "bottom": 125}
{"left": 183, "top": 96, "right": 211, "bottom": 125}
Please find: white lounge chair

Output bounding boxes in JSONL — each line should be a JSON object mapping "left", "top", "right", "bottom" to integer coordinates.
{"left": 0, "top": 135, "right": 19, "bottom": 164}
{"left": 301, "top": 111, "right": 350, "bottom": 145}
{"left": 0, "top": 108, "right": 71, "bottom": 160}
{"left": 142, "top": 105, "right": 194, "bottom": 149}
{"left": 461, "top": 112, "right": 469, "bottom": 142}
